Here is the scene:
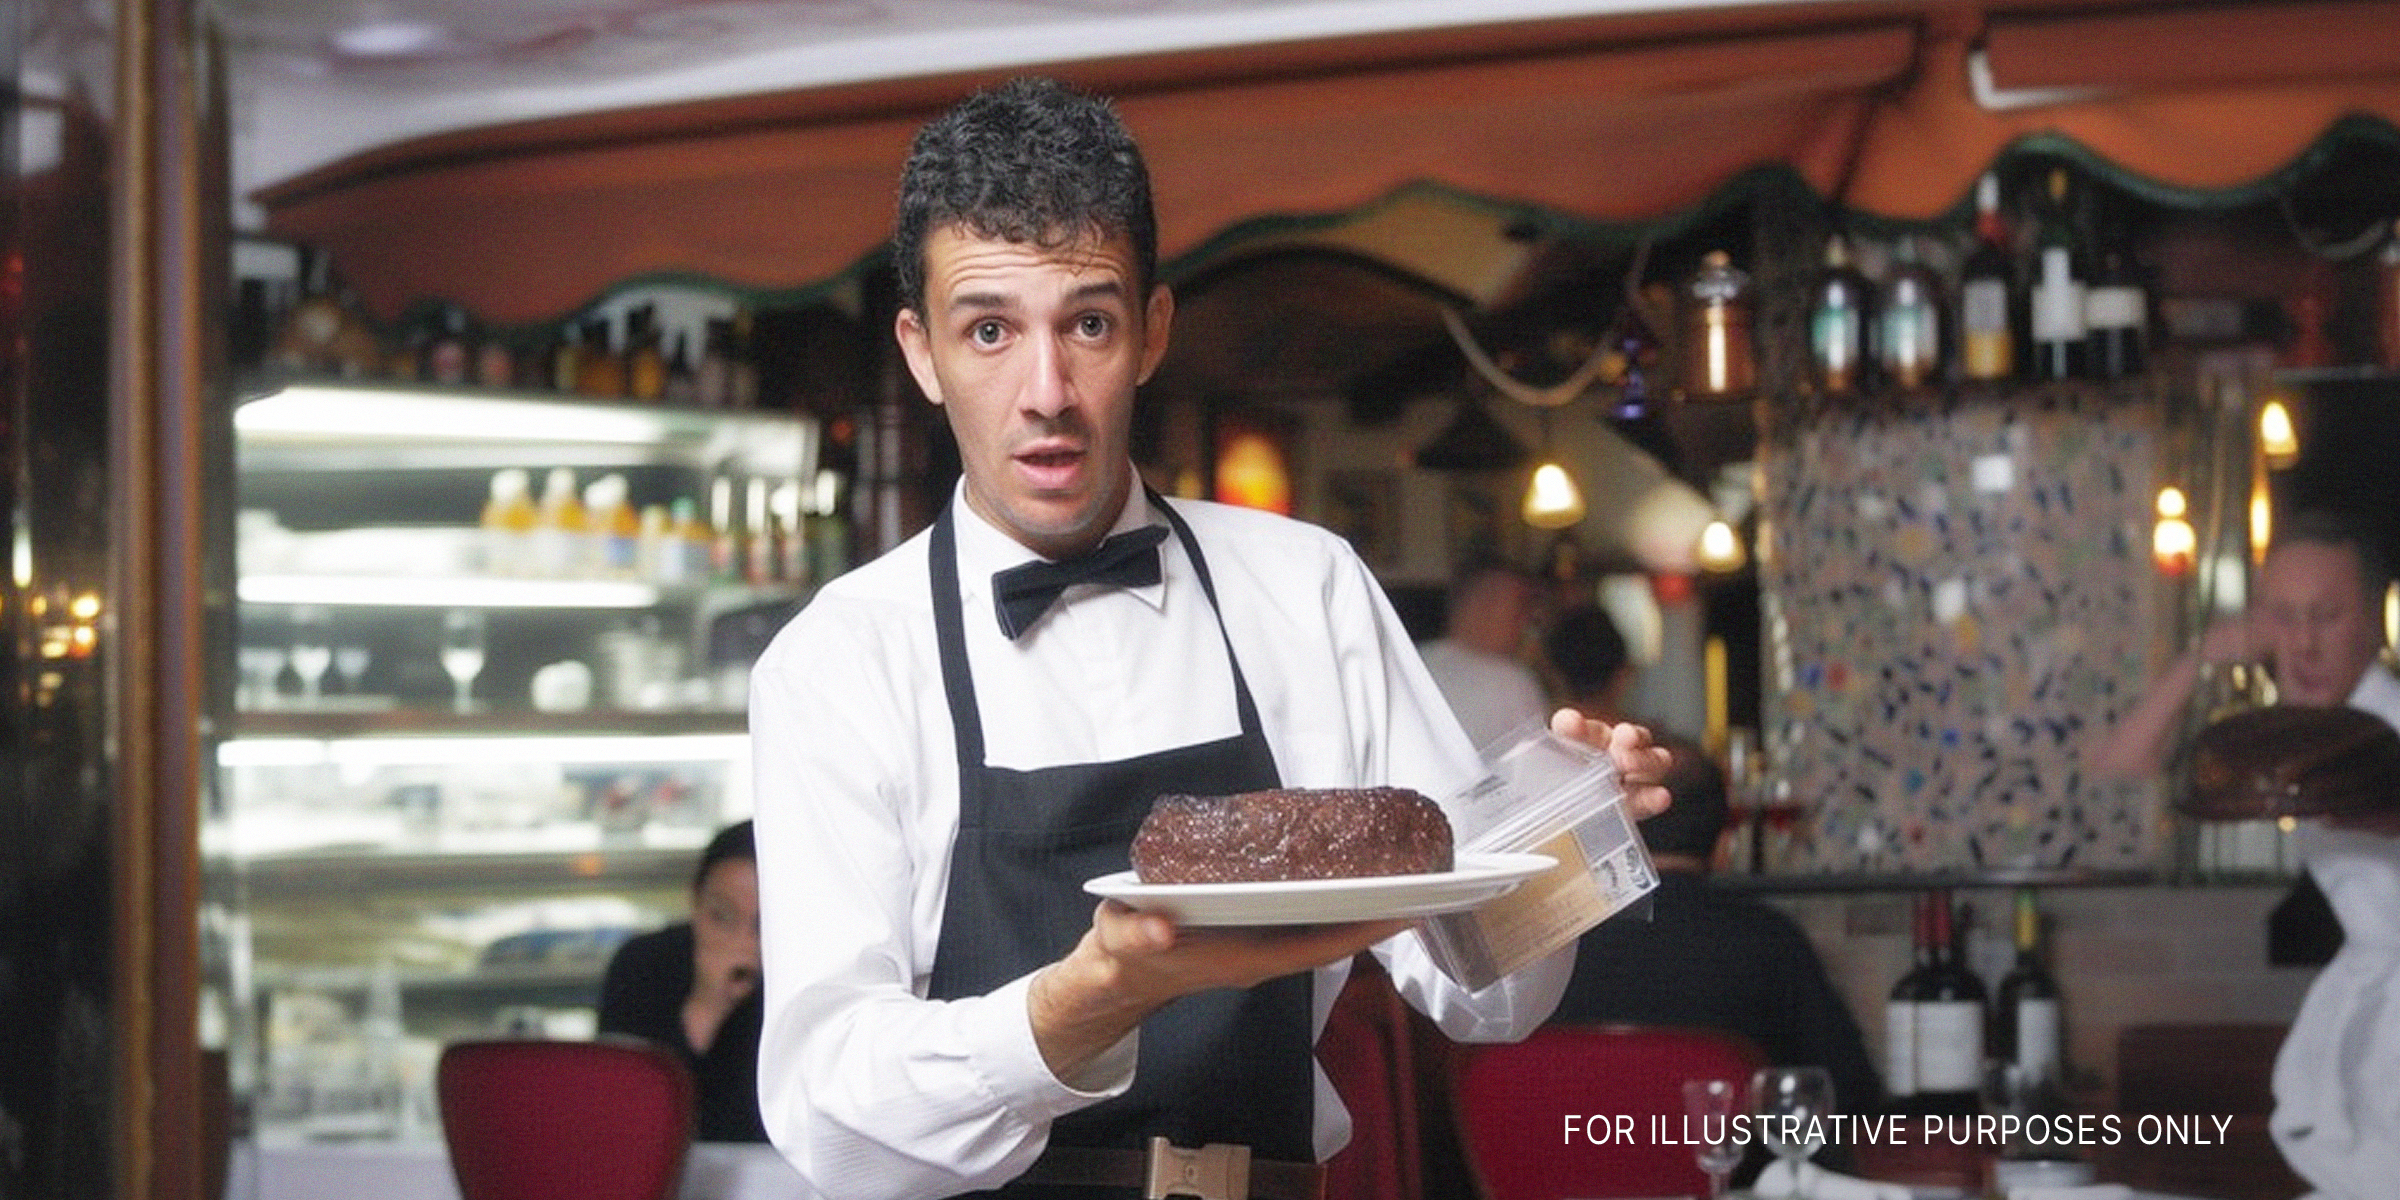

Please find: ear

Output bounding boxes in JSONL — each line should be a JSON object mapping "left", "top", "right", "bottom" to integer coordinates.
{"left": 895, "top": 306, "right": 944, "bottom": 406}
{"left": 1136, "top": 283, "right": 1175, "bottom": 386}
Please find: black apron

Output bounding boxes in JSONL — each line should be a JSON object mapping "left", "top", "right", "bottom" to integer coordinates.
{"left": 924, "top": 494, "right": 1315, "bottom": 1198}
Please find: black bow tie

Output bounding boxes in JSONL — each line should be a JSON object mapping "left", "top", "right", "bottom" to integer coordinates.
{"left": 991, "top": 525, "right": 1170, "bottom": 640}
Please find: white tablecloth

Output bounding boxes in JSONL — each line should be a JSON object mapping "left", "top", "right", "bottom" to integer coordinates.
{"left": 234, "top": 1138, "right": 814, "bottom": 1200}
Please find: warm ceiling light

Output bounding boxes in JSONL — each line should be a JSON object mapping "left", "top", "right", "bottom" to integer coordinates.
{"left": 1695, "top": 519, "right": 1747, "bottom": 573}
{"left": 330, "top": 20, "right": 447, "bottom": 58}
{"left": 2258, "top": 398, "right": 2300, "bottom": 469}
{"left": 1521, "top": 461, "right": 1586, "bottom": 529}
{"left": 2156, "top": 485, "right": 2187, "bottom": 519}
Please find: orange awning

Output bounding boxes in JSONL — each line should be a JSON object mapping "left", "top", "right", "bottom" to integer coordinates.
{"left": 257, "top": 0, "right": 2400, "bottom": 326}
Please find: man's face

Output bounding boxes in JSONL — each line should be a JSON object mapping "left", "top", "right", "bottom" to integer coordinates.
{"left": 2256, "top": 541, "right": 2384, "bottom": 706}
{"left": 692, "top": 857, "right": 760, "bottom": 1005}
{"left": 896, "top": 225, "right": 1171, "bottom": 559}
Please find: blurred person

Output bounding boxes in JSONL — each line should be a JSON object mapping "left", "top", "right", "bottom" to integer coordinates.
{"left": 2088, "top": 508, "right": 2399, "bottom": 780}
{"left": 597, "top": 819, "right": 767, "bottom": 1143}
{"left": 746, "top": 76, "right": 1673, "bottom": 1200}
{"left": 2087, "top": 510, "right": 2398, "bottom": 965}
{"left": 1418, "top": 557, "right": 1550, "bottom": 750}
{"left": 1549, "top": 735, "right": 1884, "bottom": 1122}
{"left": 1545, "top": 602, "right": 1634, "bottom": 724}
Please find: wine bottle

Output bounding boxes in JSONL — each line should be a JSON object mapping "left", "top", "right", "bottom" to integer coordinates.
{"left": 1994, "top": 888, "right": 2063, "bottom": 1088}
{"left": 1884, "top": 892, "right": 1933, "bottom": 1108}
{"left": 1915, "top": 890, "right": 1989, "bottom": 1116}
{"left": 2083, "top": 201, "right": 2148, "bottom": 382}
{"left": 1878, "top": 235, "right": 1945, "bottom": 392}
{"left": 1808, "top": 232, "right": 1875, "bottom": 396}
{"left": 1959, "top": 172, "right": 2018, "bottom": 384}
{"left": 2028, "top": 167, "right": 2088, "bottom": 381}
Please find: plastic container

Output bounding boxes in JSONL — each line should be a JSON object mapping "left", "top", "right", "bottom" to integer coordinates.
{"left": 1422, "top": 720, "right": 1660, "bottom": 989}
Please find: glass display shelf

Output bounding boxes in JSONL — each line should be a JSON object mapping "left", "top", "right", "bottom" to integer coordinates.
{"left": 218, "top": 379, "right": 813, "bottom": 1142}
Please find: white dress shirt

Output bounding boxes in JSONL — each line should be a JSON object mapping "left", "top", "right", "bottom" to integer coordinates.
{"left": 748, "top": 482, "right": 1571, "bottom": 1200}
{"left": 2347, "top": 661, "right": 2400, "bottom": 734}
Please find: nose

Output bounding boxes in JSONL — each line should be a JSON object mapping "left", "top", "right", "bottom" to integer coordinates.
{"left": 1021, "top": 330, "right": 1074, "bottom": 419}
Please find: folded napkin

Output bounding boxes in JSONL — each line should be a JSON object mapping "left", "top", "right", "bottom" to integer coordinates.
{"left": 1750, "top": 1159, "right": 1912, "bottom": 1200}
{"left": 2008, "top": 1187, "right": 2129, "bottom": 1200}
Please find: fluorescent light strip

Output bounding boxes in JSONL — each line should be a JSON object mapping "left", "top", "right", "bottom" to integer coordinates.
{"left": 237, "top": 384, "right": 666, "bottom": 445}
{"left": 218, "top": 733, "right": 750, "bottom": 769}
{"left": 240, "top": 574, "right": 659, "bottom": 608}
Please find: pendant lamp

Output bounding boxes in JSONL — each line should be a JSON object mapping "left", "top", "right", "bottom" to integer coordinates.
{"left": 1522, "top": 461, "right": 1586, "bottom": 528}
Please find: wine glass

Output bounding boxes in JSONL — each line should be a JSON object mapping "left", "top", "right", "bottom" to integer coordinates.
{"left": 1752, "top": 1066, "right": 1835, "bottom": 1195}
{"left": 439, "top": 609, "right": 486, "bottom": 714}
{"left": 288, "top": 605, "right": 334, "bottom": 707}
{"left": 333, "top": 644, "right": 372, "bottom": 695}
{"left": 1681, "top": 1076, "right": 1746, "bottom": 1200}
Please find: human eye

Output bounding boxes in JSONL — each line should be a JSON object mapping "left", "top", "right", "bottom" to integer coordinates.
{"left": 1073, "top": 311, "right": 1114, "bottom": 341}
{"left": 968, "top": 318, "right": 1008, "bottom": 347}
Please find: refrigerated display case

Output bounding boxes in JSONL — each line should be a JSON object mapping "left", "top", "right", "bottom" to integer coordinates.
{"left": 213, "top": 379, "right": 826, "bottom": 1142}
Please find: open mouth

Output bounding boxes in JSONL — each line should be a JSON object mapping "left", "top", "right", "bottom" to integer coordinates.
{"left": 1015, "top": 444, "right": 1087, "bottom": 490}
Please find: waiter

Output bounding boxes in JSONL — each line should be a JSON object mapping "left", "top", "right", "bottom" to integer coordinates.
{"left": 749, "top": 77, "right": 1671, "bottom": 1200}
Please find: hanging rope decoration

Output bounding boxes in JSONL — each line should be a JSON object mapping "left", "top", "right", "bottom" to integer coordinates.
{"left": 1440, "top": 230, "right": 1661, "bottom": 408}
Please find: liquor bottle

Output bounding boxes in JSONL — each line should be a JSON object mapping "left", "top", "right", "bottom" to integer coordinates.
{"left": 745, "top": 477, "right": 778, "bottom": 585}
{"left": 575, "top": 315, "right": 627, "bottom": 398}
{"left": 1915, "top": 890, "right": 1989, "bottom": 1116}
{"left": 709, "top": 472, "right": 743, "bottom": 583}
{"left": 1680, "top": 249, "right": 1756, "bottom": 400}
{"left": 424, "top": 301, "right": 473, "bottom": 386}
{"left": 1807, "top": 232, "right": 1874, "bottom": 396}
{"left": 729, "top": 308, "right": 762, "bottom": 410}
{"left": 1884, "top": 893, "right": 1933, "bottom": 1108}
{"left": 624, "top": 304, "right": 667, "bottom": 401}
{"left": 1994, "top": 888, "right": 2064, "bottom": 1089}
{"left": 2083, "top": 245, "right": 2146, "bottom": 382}
{"left": 1877, "top": 235, "right": 1945, "bottom": 392}
{"left": 663, "top": 330, "right": 699, "bottom": 406}
{"left": 1959, "top": 172, "right": 2018, "bottom": 384}
{"left": 696, "top": 317, "right": 735, "bottom": 408}
{"left": 549, "top": 322, "right": 583, "bottom": 395}
{"left": 2028, "top": 167, "right": 2089, "bottom": 381}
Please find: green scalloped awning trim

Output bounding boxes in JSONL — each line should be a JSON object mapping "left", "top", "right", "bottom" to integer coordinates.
{"left": 374, "top": 110, "right": 2400, "bottom": 337}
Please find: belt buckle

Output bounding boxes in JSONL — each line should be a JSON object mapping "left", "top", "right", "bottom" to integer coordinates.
{"left": 1144, "top": 1136, "right": 1251, "bottom": 1200}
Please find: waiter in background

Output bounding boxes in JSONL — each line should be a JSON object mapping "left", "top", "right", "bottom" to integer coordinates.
{"left": 747, "top": 77, "right": 1671, "bottom": 1200}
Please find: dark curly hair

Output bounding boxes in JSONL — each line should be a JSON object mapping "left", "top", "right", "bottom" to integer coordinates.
{"left": 893, "top": 76, "right": 1158, "bottom": 316}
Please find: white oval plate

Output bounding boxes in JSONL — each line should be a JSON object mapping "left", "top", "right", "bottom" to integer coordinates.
{"left": 1083, "top": 851, "right": 1556, "bottom": 926}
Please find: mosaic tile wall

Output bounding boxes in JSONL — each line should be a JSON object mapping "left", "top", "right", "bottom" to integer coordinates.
{"left": 1758, "top": 387, "right": 2167, "bottom": 874}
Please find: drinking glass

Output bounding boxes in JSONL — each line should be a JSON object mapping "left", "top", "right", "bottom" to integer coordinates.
{"left": 1681, "top": 1076, "right": 1745, "bottom": 1200}
{"left": 333, "top": 644, "right": 372, "bottom": 695}
{"left": 288, "top": 605, "right": 334, "bottom": 706}
{"left": 1752, "top": 1066, "right": 1835, "bottom": 1193}
{"left": 439, "top": 609, "right": 486, "bottom": 714}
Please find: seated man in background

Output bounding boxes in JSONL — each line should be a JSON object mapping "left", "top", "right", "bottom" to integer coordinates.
{"left": 597, "top": 819, "right": 767, "bottom": 1142}
{"left": 1545, "top": 602, "right": 1634, "bottom": 724}
{"left": 2087, "top": 509, "right": 2399, "bottom": 963}
{"left": 2088, "top": 508, "right": 2399, "bottom": 779}
{"left": 1417, "top": 557, "right": 1550, "bottom": 750}
{"left": 1550, "top": 738, "right": 1884, "bottom": 1120}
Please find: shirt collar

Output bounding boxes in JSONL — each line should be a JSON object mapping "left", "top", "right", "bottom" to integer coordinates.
{"left": 949, "top": 473, "right": 1169, "bottom": 616}
{"left": 2349, "top": 658, "right": 2400, "bottom": 729}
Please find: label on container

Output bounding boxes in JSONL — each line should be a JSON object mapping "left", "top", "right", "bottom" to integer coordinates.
{"left": 2084, "top": 285, "right": 2146, "bottom": 332}
{"left": 1885, "top": 1002, "right": 1918, "bottom": 1096}
{"left": 1962, "top": 279, "right": 2013, "bottom": 378}
{"left": 1879, "top": 300, "right": 1939, "bottom": 387}
{"left": 2031, "top": 249, "right": 2087, "bottom": 342}
{"left": 2015, "top": 998, "right": 2062, "bottom": 1082}
{"left": 1916, "top": 1000, "right": 1985, "bottom": 1092}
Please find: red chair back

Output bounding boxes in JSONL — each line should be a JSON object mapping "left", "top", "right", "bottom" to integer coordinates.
{"left": 1450, "top": 1023, "right": 1765, "bottom": 1200}
{"left": 437, "top": 1037, "right": 698, "bottom": 1200}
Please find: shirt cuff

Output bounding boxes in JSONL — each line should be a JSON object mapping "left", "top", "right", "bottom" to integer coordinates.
{"left": 970, "top": 972, "right": 1138, "bottom": 1123}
